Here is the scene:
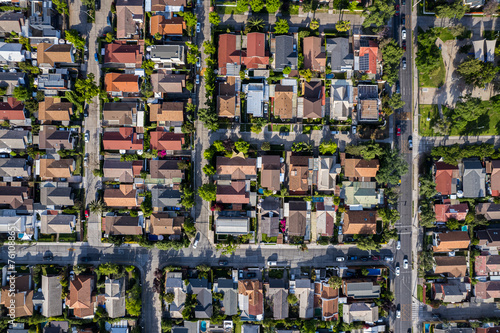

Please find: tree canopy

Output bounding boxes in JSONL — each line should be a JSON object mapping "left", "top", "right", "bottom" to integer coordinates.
{"left": 381, "top": 39, "right": 404, "bottom": 85}
{"left": 319, "top": 140, "right": 338, "bottom": 155}
{"left": 250, "top": 0, "right": 265, "bottom": 11}
{"left": 435, "top": 0, "right": 466, "bottom": 19}
{"left": 198, "top": 183, "right": 217, "bottom": 202}
{"left": 336, "top": 20, "right": 351, "bottom": 32}
{"left": 376, "top": 148, "right": 408, "bottom": 185}
{"left": 388, "top": 93, "right": 406, "bottom": 110}
{"left": 198, "top": 108, "right": 219, "bottom": 131}
{"left": 345, "top": 141, "right": 383, "bottom": 160}
{"left": 416, "top": 29, "right": 442, "bottom": 78}
{"left": 362, "top": 0, "right": 395, "bottom": 28}
{"left": 457, "top": 58, "right": 499, "bottom": 88}
{"left": 209, "top": 12, "right": 220, "bottom": 26}
{"left": 355, "top": 235, "right": 381, "bottom": 251}
{"left": 266, "top": 0, "right": 281, "bottom": 12}
{"left": 65, "top": 29, "right": 85, "bottom": 50}
{"left": 13, "top": 86, "right": 29, "bottom": 101}
{"left": 274, "top": 19, "right": 289, "bottom": 34}
{"left": 431, "top": 143, "right": 496, "bottom": 165}
{"left": 74, "top": 73, "right": 100, "bottom": 103}
{"left": 449, "top": 95, "right": 489, "bottom": 133}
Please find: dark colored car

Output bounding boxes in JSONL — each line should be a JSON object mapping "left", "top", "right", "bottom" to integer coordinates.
{"left": 218, "top": 260, "right": 228, "bottom": 266}
{"left": 371, "top": 255, "right": 380, "bottom": 261}
{"left": 402, "top": 40, "right": 406, "bottom": 51}
{"left": 81, "top": 257, "right": 91, "bottom": 263}
{"left": 395, "top": 4, "right": 399, "bottom": 15}
{"left": 247, "top": 272, "right": 257, "bottom": 278}
{"left": 348, "top": 256, "right": 358, "bottom": 261}
{"left": 95, "top": 0, "right": 101, "bottom": 10}
{"left": 43, "top": 254, "right": 53, "bottom": 261}
{"left": 360, "top": 256, "right": 370, "bottom": 262}
{"left": 401, "top": 14, "right": 405, "bottom": 25}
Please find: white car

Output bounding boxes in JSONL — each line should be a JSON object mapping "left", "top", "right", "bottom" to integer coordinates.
{"left": 338, "top": 225, "right": 342, "bottom": 235}
{"left": 402, "top": 28, "right": 406, "bottom": 40}
{"left": 403, "top": 259, "right": 409, "bottom": 269}
{"left": 84, "top": 132, "right": 90, "bottom": 143}
{"left": 196, "top": 22, "right": 201, "bottom": 33}
{"left": 192, "top": 232, "right": 200, "bottom": 249}
{"left": 196, "top": 57, "right": 201, "bottom": 68}
{"left": 395, "top": 266, "right": 400, "bottom": 276}
{"left": 267, "top": 261, "right": 277, "bottom": 266}
{"left": 336, "top": 256, "right": 345, "bottom": 262}
{"left": 397, "top": 240, "right": 401, "bottom": 250}
{"left": 196, "top": 74, "right": 200, "bottom": 85}
{"left": 396, "top": 310, "right": 401, "bottom": 319}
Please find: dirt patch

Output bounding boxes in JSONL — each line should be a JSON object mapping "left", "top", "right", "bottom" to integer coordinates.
{"left": 358, "top": 124, "right": 389, "bottom": 140}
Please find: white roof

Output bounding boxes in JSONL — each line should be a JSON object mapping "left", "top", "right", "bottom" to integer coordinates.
{"left": 216, "top": 217, "right": 249, "bottom": 235}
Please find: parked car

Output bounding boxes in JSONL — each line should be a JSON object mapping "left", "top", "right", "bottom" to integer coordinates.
{"left": 247, "top": 272, "right": 257, "bottom": 278}
{"left": 402, "top": 57, "right": 407, "bottom": 70}
{"left": 238, "top": 270, "right": 243, "bottom": 279}
{"left": 371, "top": 255, "right": 380, "bottom": 261}
{"left": 348, "top": 256, "right": 358, "bottom": 261}
{"left": 338, "top": 225, "right": 343, "bottom": 235}
{"left": 360, "top": 256, "right": 370, "bottom": 262}
{"left": 192, "top": 232, "right": 200, "bottom": 249}
{"left": 403, "top": 258, "right": 409, "bottom": 269}
{"left": 331, "top": 131, "right": 339, "bottom": 135}
{"left": 402, "top": 0, "right": 405, "bottom": 5}
{"left": 85, "top": 210, "right": 89, "bottom": 218}
{"left": 402, "top": 40, "right": 406, "bottom": 51}
{"left": 336, "top": 256, "right": 345, "bottom": 262}
{"left": 401, "top": 14, "right": 405, "bottom": 25}
{"left": 397, "top": 126, "right": 401, "bottom": 136}
{"left": 196, "top": 22, "right": 201, "bottom": 33}
{"left": 196, "top": 57, "right": 201, "bottom": 68}
{"left": 384, "top": 256, "right": 394, "bottom": 262}
{"left": 402, "top": 28, "right": 407, "bottom": 40}
{"left": 219, "top": 260, "right": 228, "bottom": 266}
{"left": 95, "top": 0, "right": 101, "bottom": 10}
{"left": 395, "top": 265, "right": 401, "bottom": 276}
{"left": 94, "top": 53, "right": 99, "bottom": 62}
{"left": 195, "top": 75, "right": 200, "bottom": 85}
{"left": 84, "top": 131, "right": 90, "bottom": 143}
{"left": 408, "top": 136, "right": 413, "bottom": 150}
{"left": 397, "top": 240, "right": 401, "bottom": 250}
{"left": 396, "top": 80, "right": 401, "bottom": 94}
{"left": 395, "top": 4, "right": 399, "bottom": 15}
{"left": 107, "top": 15, "right": 111, "bottom": 26}
{"left": 267, "top": 261, "right": 277, "bottom": 266}
{"left": 351, "top": 125, "right": 357, "bottom": 134}
{"left": 43, "top": 254, "right": 53, "bottom": 261}
{"left": 397, "top": 310, "right": 401, "bottom": 319}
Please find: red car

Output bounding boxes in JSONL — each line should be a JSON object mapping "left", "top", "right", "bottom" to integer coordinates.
{"left": 397, "top": 126, "right": 401, "bottom": 136}
{"left": 84, "top": 210, "right": 89, "bottom": 218}
{"left": 371, "top": 255, "right": 380, "bottom": 261}
{"left": 395, "top": 4, "right": 399, "bottom": 16}
{"left": 402, "top": 40, "right": 406, "bottom": 51}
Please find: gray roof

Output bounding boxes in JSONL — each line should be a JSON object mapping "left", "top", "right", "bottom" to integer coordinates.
{"left": 150, "top": 45, "right": 184, "bottom": 61}
{"left": 345, "top": 282, "right": 381, "bottom": 299}
{"left": 463, "top": 159, "right": 486, "bottom": 198}
{"left": 151, "top": 187, "right": 181, "bottom": 210}
{"left": 40, "top": 187, "right": 74, "bottom": 207}
{"left": 103, "top": 159, "right": 135, "bottom": 183}
{"left": 326, "top": 38, "right": 353, "bottom": 71}
{"left": 41, "top": 275, "right": 62, "bottom": 317}
{"left": 343, "top": 302, "right": 378, "bottom": 324}
{"left": 0, "top": 158, "right": 29, "bottom": 178}
{"left": 242, "top": 325, "right": 260, "bottom": 333}
{"left": 0, "top": 129, "right": 29, "bottom": 150}
{"left": 0, "top": 72, "right": 25, "bottom": 95}
{"left": 217, "top": 278, "right": 238, "bottom": 316}
{"left": 433, "top": 283, "right": 467, "bottom": 303}
{"left": 261, "top": 215, "right": 280, "bottom": 237}
{"left": 275, "top": 35, "right": 297, "bottom": 70}
{"left": 434, "top": 328, "right": 474, "bottom": 333}
{"left": 267, "top": 280, "right": 288, "bottom": 320}
{"left": 40, "top": 214, "right": 74, "bottom": 234}
{"left": 0, "top": 12, "right": 24, "bottom": 34}
{"left": 105, "top": 278, "right": 126, "bottom": 318}
{"left": 38, "top": 73, "right": 67, "bottom": 90}
{"left": 187, "top": 279, "right": 212, "bottom": 318}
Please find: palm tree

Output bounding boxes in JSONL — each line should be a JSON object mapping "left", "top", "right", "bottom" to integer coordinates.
{"left": 246, "top": 17, "right": 265, "bottom": 32}
{"left": 89, "top": 200, "right": 106, "bottom": 214}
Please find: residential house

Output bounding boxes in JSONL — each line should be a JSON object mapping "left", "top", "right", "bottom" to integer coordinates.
{"left": 476, "top": 203, "right": 500, "bottom": 221}
{"left": 294, "top": 279, "right": 313, "bottom": 319}
{"left": 104, "top": 42, "right": 143, "bottom": 68}
{"left": 151, "top": 187, "right": 181, "bottom": 211}
{"left": 342, "top": 181, "right": 380, "bottom": 209}
{"left": 326, "top": 38, "right": 353, "bottom": 72}
{"left": 475, "top": 255, "right": 500, "bottom": 276}
{"left": 151, "top": 71, "right": 186, "bottom": 94}
{"left": 288, "top": 154, "right": 310, "bottom": 194}
{"left": 40, "top": 275, "right": 62, "bottom": 318}
{"left": 0, "top": 97, "right": 25, "bottom": 123}
{"left": 40, "top": 213, "right": 75, "bottom": 234}
{"left": 303, "top": 81, "right": 323, "bottom": 119}
{"left": 37, "top": 43, "right": 74, "bottom": 68}
{"left": 150, "top": 160, "right": 183, "bottom": 183}
{"left": 104, "top": 73, "right": 140, "bottom": 96}
{"left": 150, "top": 44, "right": 185, "bottom": 67}
{"left": 104, "top": 184, "right": 138, "bottom": 208}
{"left": 0, "top": 214, "right": 33, "bottom": 238}
{"left": 265, "top": 279, "right": 288, "bottom": 320}
{"left": 218, "top": 34, "right": 241, "bottom": 76}
{"left": 433, "top": 231, "right": 470, "bottom": 252}
{"left": 434, "top": 326, "right": 474, "bottom": 333}
{"left": 475, "top": 280, "right": 500, "bottom": 300}
{"left": 260, "top": 196, "right": 280, "bottom": 238}
{"left": 303, "top": 37, "right": 326, "bottom": 72}
{"left": 357, "top": 85, "right": 379, "bottom": 123}
{"left": 103, "top": 159, "right": 142, "bottom": 183}
{"left": 316, "top": 200, "right": 335, "bottom": 237}
{"left": 242, "top": 325, "right": 260, "bottom": 333}
{"left": 116, "top": 0, "right": 143, "bottom": 39}
{"left": 435, "top": 202, "right": 468, "bottom": 223}
{"left": 273, "top": 35, "right": 297, "bottom": 70}
{"left": 0, "top": 12, "right": 24, "bottom": 37}
{"left": 330, "top": 80, "right": 353, "bottom": 121}
{"left": 215, "top": 217, "right": 250, "bottom": 236}
{"left": 150, "top": 15, "right": 185, "bottom": 36}
{"left": 343, "top": 303, "right": 378, "bottom": 324}
{"left": 38, "top": 158, "right": 74, "bottom": 180}
{"left": 104, "top": 215, "right": 142, "bottom": 236}
{"left": 343, "top": 281, "right": 381, "bottom": 299}
{"left": 315, "top": 282, "right": 339, "bottom": 321}
{"left": 102, "top": 127, "right": 143, "bottom": 152}
{"left": 38, "top": 98, "right": 73, "bottom": 124}
{"left": 343, "top": 210, "right": 377, "bottom": 235}
{"left": 476, "top": 227, "right": 500, "bottom": 249}
{"left": 273, "top": 84, "right": 294, "bottom": 119}
{"left": 433, "top": 256, "right": 468, "bottom": 278}
{"left": 343, "top": 157, "right": 380, "bottom": 181}
{"left": 0, "top": 287, "right": 33, "bottom": 317}
{"left": 150, "top": 131, "right": 185, "bottom": 151}
{"left": 317, "top": 155, "right": 341, "bottom": 192}
{"left": 432, "top": 282, "right": 468, "bottom": 303}
{"left": 40, "top": 186, "right": 74, "bottom": 208}
{"left": 102, "top": 102, "right": 138, "bottom": 127}
{"left": 489, "top": 160, "right": 500, "bottom": 196}
{"left": 261, "top": 155, "right": 282, "bottom": 192}
{"left": 244, "top": 32, "right": 269, "bottom": 69}
{"left": 148, "top": 0, "right": 186, "bottom": 11}
{"left": 477, "top": 327, "right": 500, "bottom": 333}
{"left": 39, "top": 126, "right": 74, "bottom": 151}
{"left": 217, "top": 77, "right": 237, "bottom": 118}
{"left": 435, "top": 162, "right": 460, "bottom": 196}
{"left": 462, "top": 159, "right": 486, "bottom": 198}
{"left": 0, "top": 186, "right": 32, "bottom": 210}
{"left": 66, "top": 275, "right": 96, "bottom": 318}
{"left": 355, "top": 38, "right": 379, "bottom": 74}
{"left": 216, "top": 181, "right": 249, "bottom": 204}
{"left": 0, "top": 158, "right": 30, "bottom": 179}
{"left": 244, "top": 83, "right": 265, "bottom": 118}
{"left": 150, "top": 102, "right": 184, "bottom": 126}
{"left": 187, "top": 279, "right": 213, "bottom": 319}
{"left": 287, "top": 201, "right": 307, "bottom": 237}
{"left": 104, "top": 278, "right": 126, "bottom": 318}
{"left": 238, "top": 280, "right": 264, "bottom": 321}
{"left": 165, "top": 272, "right": 186, "bottom": 318}
{"left": 0, "top": 72, "right": 25, "bottom": 96}
{"left": 215, "top": 278, "right": 238, "bottom": 316}
{"left": 28, "top": 0, "right": 61, "bottom": 44}
{"left": 148, "top": 213, "right": 183, "bottom": 239}
{"left": 216, "top": 156, "right": 257, "bottom": 180}
{"left": 37, "top": 72, "right": 70, "bottom": 91}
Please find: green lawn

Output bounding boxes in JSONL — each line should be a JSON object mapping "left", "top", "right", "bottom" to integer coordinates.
{"left": 272, "top": 124, "right": 291, "bottom": 132}
{"left": 419, "top": 104, "right": 441, "bottom": 136}
{"left": 215, "top": 5, "right": 245, "bottom": 14}
{"left": 433, "top": 27, "right": 454, "bottom": 42}
{"left": 419, "top": 56, "right": 446, "bottom": 88}
{"left": 417, "top": 285, "right": 423, "bottom": 302}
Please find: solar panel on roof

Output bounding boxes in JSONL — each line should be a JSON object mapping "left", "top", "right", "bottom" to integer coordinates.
{"left": 359, "top": 54, "right": 369, "bottom": 71}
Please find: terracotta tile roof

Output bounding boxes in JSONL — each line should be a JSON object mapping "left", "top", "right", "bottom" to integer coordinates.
{"left": 217, "top": 95, "right": 236, "bottom": 117}
{"left": 67, "top": 275, "right": 95, "bottom": 318}
{"left": 150, "top": 213, "right": 183, "bottom": 236}
{"left": 149, "top": 159, "right": 183, "bottom": 180}
{"left": 104, "top": 43, "right": 143, "bottom": 67}
{"left": 38, "top": 97, "right": 73, "bottom": 122}
{"left": 151, "top": 71, "right": 185, "bottom": 94}
{"left": 0, "top": 97, "right": 24, "bottom": 121}
{"left": 150, "top": 131, "right": 185, "bottom": 150}
{"left": 344, "top": 158, "right": 380, "bottom": 179}
{"left": 216, "top": 181, "right": 249, "bottom": 204}
{"left": 103, "top": 102, "right": 137, "bottom": 126}
{"left": 150, "top": 102, "right": 184, "bottom": 122}
{"left": 238, "top": 280, "right": 264, "bottom": 317}
{"left": 218, "top": 34, "right": 241, "bottom": 75}
{"left": 0, "top": 288, "right": 33, "bottom": 317}
{"left": 261, "top": 155, "right": 281, "bottom": 191}
{"left": 104, "top": 73, "right": 139, "bottom": 93}
{"left": 151, "top": 0, "right": 186, "bottom": 11}
{"left": 477, "top": 327, "right": 500, "bottom": 333}
{"left": 102, "top": 127, "right": 143, "bottom": 151}
{"left": 105, "top": 215, "right": 142, "bottom": 235}
{"left": 116, "top": 0, "right": 143, "bottom": 39}
{"left": 104, "top": 184, "right": 138, "bottom": 208}
{"left": 288, "top": 155, "right": 310, "bottom": 193}
{"left": 433, "top": 231, "right": 470, "bottom": 252}
{"left": 434, "top": 203, "right": 469, "bottom": 223}
{"left": 274, "top": 85, "right": 294, "bottom": 119}
{"left": 434, "top": 256, "right": 467, "bottom": 277}
{"left": 243, "top": 33, "right": 269, "bottom": 69}
{"left": 0, "top": 185, "right": 31, "bottom": 209}
{"left": 39, "top": 158, "right": 74, "bottom": 179}
{"left": 150, "top": 15, "right": 185, "bottom": 36}
{"left": 343, "top": 210, "right": 377, "bottom": 234}
{"left": 475, "top": 280, "right": 500, "bottom": 300}
{"left": 491, "top": 160, "right": 500, "bottom": 196}
{"left": 216, "top": 156, "right": 257, "bottom": 180}
{"left": 475, "top": 255, "right": 500, "bottom": 276}
{"left": 435, "top": 162, "right": 459, "bottom": 195}
{"left": 359, "top": 42, "right": 378, "bottom": 74}
{"left": 303, "top": 37, "right": 326, "bottom": 71}
{"left": 37, "top": 43, "right": 73, "bottom": 67}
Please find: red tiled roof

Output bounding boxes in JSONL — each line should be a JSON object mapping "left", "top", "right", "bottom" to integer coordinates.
{"left": 435, "top": 203, "right": 469, "bottom": 223}
{"left": 243, "top": 33, "right": 269, "bottom": 69}
{"left": 491, "top": 160, "right": 500, "bottom": 196}
{"left": 359, "top": 40, "right": 378, "bottom": 74}
{"left": 102, "top": 127, "right": 143, "bottom": 151}
{"left": 435, "top": 162, "right": 459, "bottom": 196}
{"left": 150, "top": 15, "right": 185, "bottom": 36}
{"left": 216, "top": 181, "right": 249, "bottom": 204}
{"left": 150, "top": 131, "right": 185, "bottom": 151}
{"left": 0, "top": 97, "right": 24, "bottom": 120}
{"left": 104, "top": 73, "right": 139, "bottom": 93}
{"left": 218, "top": 34, "right": 241, "bottom": 75}
{"left": 104, "top": 43, "right": 143, "bottom": 67}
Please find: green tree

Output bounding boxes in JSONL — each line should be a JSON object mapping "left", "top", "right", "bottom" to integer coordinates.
{"left": 274, "top": 19, "right": 289, "bottom": 34}
{"left": 345, "top": 141, "right": 383, "bottom": 160}
{"left": 362, "top": 0, "right": 395, "bottom": 28}
{"left": 457, "top": 58, "right": 499, "bottom": 88}
{"left": 236, "top": 0, "right": 249, "bottom": 12}
{"left": 378, "top": 208, "right": 400, "bottom": 225}
{"left": 65, "top": 29, "right": 86, "bottom": 50}
{"left": 13, "top": 86, "right": 29, "bottom": 101}
{"left": 234, "top": 139, "right": 250, "bottom": 154}
{"left": 328, "top": 276, "right": 342, "bottom": 289}
{"left": 451, "top": 95, "right": 488, "bottom": 133}
{"left": 419, "top": 200, "right": 436, "bottom": 227}
{"left": 180, "top": 11, "right": 197, "bottom": 31}
{"left": 310, "top": 19, "right": 319, "bottom": 30}
{"left": 89, "top": 199, "right": 106, "bottom": 214}
{"left": 348, "top": 1, "right": 359, "bottom": 11}
{"left": 98, "top": 263, "right": 120, "bottom": 276}
{"left": 419, "top": 175, "right": 438, "bottom": 198}
{"left": 435, "top": 0, "right": 466, "bottom": 19}
{"left": 291, "top": 142, "right": 312, "bottom": 152}
{"left": 319, "top": 140, "right": 338, "bottom": 155}
{"left": 418, "top": 251, "right": 435, "bottom": 277}
{"left": 246, "top": 17, "right": 265, "bottom": 33}
{"left": 266, "top": 0, "right": 281, "bottom": 12}
{"left": 261, "top": 142, "right": 271, "bottom": 151}
{"left": 181, "top": 121, "right": 195, "bottom": 134}
{"left": 203, "top": 41, "right": 216, "bottom": 55}
{"left": 376, "top": 148, "right": 408, "bottom": 185}
{"left": 483, "top": 0, "right": 498, "bottom": 15}
{"left": 198, "top": 183, "right": 217, "bottom": 201}
{"left": 165, "top": 292, "right": 175, "bottom": 304}
{"left": 126, "top": 285, "right": 142, "bottom": 316}
{"left": 381, "top": 39, "right": 404, "bottom": 85}
{"left": 203, "top": 164, "right": 216, "bottom": 175}
{"left": 74, "top": 73, "right": 100, "bottom": 103}
{"left": 197, "top": 108, "right": 219, "bottom": 131}
{"left": 356, "top": 235, "right": 381, "bottom": 251}
{"left": 105, "top": 32, "right": 114, "bottom": 43}
{"left": 287, "top": 294, "right": 298, "bottom": 304}
{"left": 209, "top": 12, "right": 220, "bottom": 26}
{"left": 180, "top": 186, "right": 195, "bottom": 209}
{"left": 52, "top": 0, "right": 69, "bottom": 15}
{"left": 212, "top": 140, "right": 227, "bottom": 152}
{"left": 93, "top": 169, "right": 104, "bottom": 177}
{"left": 388, "top": 93, "right": 405, "bottom": 110}
{"left": 250, "top": 0, "right": 265, "bottom": 11}
{"left": 299, "top": 69, "right": 313, "bottom": 82}
{"left": 335, "top": 20, "right": 351, "bottom": 32}
{"left": 282, "top": 66, "right": 291, "bottom": 75}
{"left": 446, "top": 218, "right": 462, "bottom": 230}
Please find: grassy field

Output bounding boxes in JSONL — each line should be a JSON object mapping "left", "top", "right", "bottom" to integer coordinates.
{"left": 419, "top": 104, "right": 441, "bottom": 136}
{"left": 272, "top": 124, "right": 291, "bottom": 132}
{"left": 433, "top": 27, "right": 454, "bottom": 42}
{"left": 417, "top": 285, "right": 423, "bottom": 302}
{"left": 419, "top": 56, "right": 446, "bottom": 88}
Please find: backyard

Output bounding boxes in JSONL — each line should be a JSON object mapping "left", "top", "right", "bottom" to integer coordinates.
{"left": 419, "top": 57, "right": 446, "bottom": 88}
